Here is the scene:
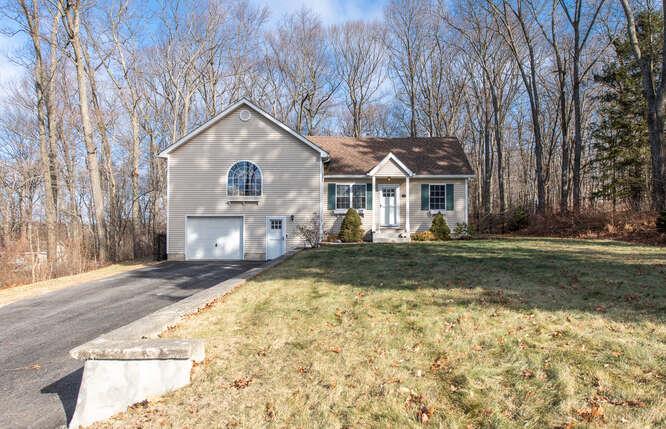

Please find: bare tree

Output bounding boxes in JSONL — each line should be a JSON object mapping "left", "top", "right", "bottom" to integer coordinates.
{"left": 558, "top": 0, "right": 607, "bottom": 213}
{"left": 15, "top": 0, "right": 60, "bottom": 264}
{"left": 267, "top": 8, "right": 339, "bottom": 135}
{"left": 331, "top": 21, "right": 385, "bottom": 138}
{"left": 58, "top": 0, "right": 108, "bottom": 261}
{"left": 487, "top": 0, "right": 547, "bottom": 213}
{"left": 385, "top": 0, "right": 433, "bottom": 137}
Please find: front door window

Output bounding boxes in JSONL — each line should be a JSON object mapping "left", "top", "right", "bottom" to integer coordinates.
{"left": 380, "top": 186, "right": 398, "bottom": 226}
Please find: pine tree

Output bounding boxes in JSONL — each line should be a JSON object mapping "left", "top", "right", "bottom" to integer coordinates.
{"left": 592, "top": 11, "right": 659, "bottom": 211}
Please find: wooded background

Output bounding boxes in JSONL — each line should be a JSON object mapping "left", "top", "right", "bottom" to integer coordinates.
{"left": 1, "top": 0, "right": 665, "bottom": 285}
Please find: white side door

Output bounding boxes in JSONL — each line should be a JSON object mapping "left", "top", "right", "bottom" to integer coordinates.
{"left": 186, "top": 217, "right": 243, "bottom": 260}
{"left": 266, "top": 217, "right": 286, "bottom": 260}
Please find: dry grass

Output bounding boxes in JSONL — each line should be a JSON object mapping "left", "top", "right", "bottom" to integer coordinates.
{"left": 0, "top": 259, "right": 160, "bottom": 307}
{"left": 94, "top": 239, "right": 666, "bottom": 428}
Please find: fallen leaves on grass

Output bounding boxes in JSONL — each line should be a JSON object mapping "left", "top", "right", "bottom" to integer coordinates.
{"left": 329, "top": 346, "right": 341, "bottom": 353}
{"left": 405, "top": 393, "right": 434, "bottom": 424}
{"left": 264, "top": 403, "right": 275, "bottom": 421}
{"left": 231, "top": 377, "right": 253, "bottom": 389}
{"left": 430, "top": 355, "right": 449, "bottom": 372}
{"left": 577, "top": 403, "right": 605, "bottom": 423}
{"left": 417, "top": 403, "right": 433, "bottom": 424}
{"left": 522, "top": 369, "right": 534, "bottom": 379}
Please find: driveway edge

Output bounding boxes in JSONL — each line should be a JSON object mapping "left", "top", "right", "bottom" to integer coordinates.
{"left": 76, "top": 250, "right": 299, "bottom": 346}
{"left": 67, "top": 251, "right": 299, "bottom": 428}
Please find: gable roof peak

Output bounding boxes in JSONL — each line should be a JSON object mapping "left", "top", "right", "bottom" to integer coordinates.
{"left": 158, "top": 98, "right": 328, "bottom": 159}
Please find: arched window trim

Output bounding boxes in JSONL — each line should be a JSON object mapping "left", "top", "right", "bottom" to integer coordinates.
{"left": 226, "top": 160, "right": 263, "bottom": 197}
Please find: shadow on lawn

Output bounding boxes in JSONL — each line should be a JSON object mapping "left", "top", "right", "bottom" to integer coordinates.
{"left": 258, "top": 240, "right": 666, "bottom": 323}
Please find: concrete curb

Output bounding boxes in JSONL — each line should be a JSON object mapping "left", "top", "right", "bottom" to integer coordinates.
{"left": 87, "top": 253, "right": 295, "bottom": 343}
{"left": 67, "top": 251, "right": 298, "bottom": 428}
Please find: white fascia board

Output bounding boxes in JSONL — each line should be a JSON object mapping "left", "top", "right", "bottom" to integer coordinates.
{"left": 367, "top": 152, "right": 414, "bottom": 177}
{"left": 158, "top": 98, "right": 329, "bottom": 159}
{"left": 414, "top": 174, "right": 475, "bottom": 179}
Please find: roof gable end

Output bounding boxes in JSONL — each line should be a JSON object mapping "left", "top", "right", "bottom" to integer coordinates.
{"left": 158, "top": 98, "right": 329, "bottom": 158}
{"left": 367, "top": 152, "right": 414, "bottom": 177}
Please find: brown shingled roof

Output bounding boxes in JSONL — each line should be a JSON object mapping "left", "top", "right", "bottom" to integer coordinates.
{"left": 308, "top": 136, "right": 474, "bottom": 176}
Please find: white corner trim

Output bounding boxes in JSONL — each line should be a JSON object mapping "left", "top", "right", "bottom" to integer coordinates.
{"left": 319, "top": 157, "right": 324, "bottom": 238}
{"left": 464, "top": 178, "right": 469, "bottom": 224}
{"left": 367, "top": 152, "right": 414, "bottom": 177}
{"left": 158, "top": 98, "right": 329, "bottom": 159}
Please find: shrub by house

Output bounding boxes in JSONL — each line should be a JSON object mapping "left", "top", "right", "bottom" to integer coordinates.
{"left": 430, "top": 213, "right": 450, "bottom": 240}
{"left": 339, "top": 208, "right": 363, "bottom": 242}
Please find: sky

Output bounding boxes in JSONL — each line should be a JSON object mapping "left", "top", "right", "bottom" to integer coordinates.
{"left": 254, "top": 0, "right": 386, "bottom": 25}
{"left": 0, "top": 0, "right": 387, "bottom": 99}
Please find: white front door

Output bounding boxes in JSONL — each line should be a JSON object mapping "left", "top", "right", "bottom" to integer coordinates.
{"left": 379, "top": 185, "right": 399, "bottom": 226}
{"left": 186, "top": 216, "right": 243, "bottom": 260}
{"left": 266, "top": 217, "right": 286, "bottom": 260}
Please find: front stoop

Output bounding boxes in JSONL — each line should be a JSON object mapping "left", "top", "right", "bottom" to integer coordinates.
{"left": 372, "top": 228, "right": 411, "bottom": 243}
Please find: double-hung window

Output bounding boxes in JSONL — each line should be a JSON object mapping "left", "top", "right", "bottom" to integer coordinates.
{"left": 429, "top": 185, "right": 447, "bottom": 210}
{"left": 424, "top": 183, "right": 454, "bottom": 211}
{"left": 334, "top": 184, "right": 367, "bottom": 210}
{"left": 336, "top": 184, "right": 351, "bottom": 209}
{"left": 351, "top": 184, "right": 366, "bottom": 209}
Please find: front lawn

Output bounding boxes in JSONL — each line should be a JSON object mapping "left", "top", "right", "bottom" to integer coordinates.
{"left": 95, "top": 239, "right": 666, "bottom": 428}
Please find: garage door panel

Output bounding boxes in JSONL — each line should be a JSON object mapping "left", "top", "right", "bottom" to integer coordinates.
{"left": 186, "top": 217, "right": 242, "bottom": 260}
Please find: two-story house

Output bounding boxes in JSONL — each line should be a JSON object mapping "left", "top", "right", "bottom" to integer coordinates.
{"left": 158, "top": 99, "right": 474, "bottom": 261}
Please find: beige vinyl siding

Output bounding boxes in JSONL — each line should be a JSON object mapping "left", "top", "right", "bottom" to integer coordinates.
{"left": 167, "top": 105, "right": 321, "bottom": 260}
{"left": 374, "top": 159, "right": 407, "bottom": 176}
{"left": 409, "top": 179, "right": 467, "bottom": 231}
{"left": 323, "top": 180, "right": 374, "bottom": 238}
{"left": 323, "top": 178, "right": 467, "bottom": 236}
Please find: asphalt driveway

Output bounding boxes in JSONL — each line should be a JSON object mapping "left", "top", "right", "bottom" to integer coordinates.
{"left": 0, "top": 261, "right": 263, "bottom": 429}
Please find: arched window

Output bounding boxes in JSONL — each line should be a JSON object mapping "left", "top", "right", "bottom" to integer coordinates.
{"left": 227, "top": 161, "right": 262, "bottom": 196}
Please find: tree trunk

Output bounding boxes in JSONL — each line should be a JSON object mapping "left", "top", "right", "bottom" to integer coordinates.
{"left": 60, "top": 0, "right": 108, "bottom": 261}
{"left": 490, "top": 85, "right": 505, "bottom": 213}
{"left": 482, "top": 95, "right": 492, "bottom": 216}
{"left": 571, "top": 27, "right": 583, "bottom": 214}
{"left": 20, "top": 0, "right": 58, "bottom": 265}
{"left": 130, "top": 108, "right": 141, "bottom": 258}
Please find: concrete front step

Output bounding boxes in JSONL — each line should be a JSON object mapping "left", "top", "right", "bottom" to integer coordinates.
{"left": 373, "top": 229, "right": 411, "bottom": 243}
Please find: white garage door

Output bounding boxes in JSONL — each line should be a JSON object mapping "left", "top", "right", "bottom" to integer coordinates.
{"left": 186, "top": 217, "right": 243, "bottom": 260}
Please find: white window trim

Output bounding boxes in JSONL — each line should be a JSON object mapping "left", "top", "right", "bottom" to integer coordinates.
{"left": 333, "top": 183, "right": 368, "bottom": 212}
{"left": 429, "top": 184, "right": 453, "bottom": 212}
{"left": 226, "top": 160, "right": 263, "bottom": 198}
